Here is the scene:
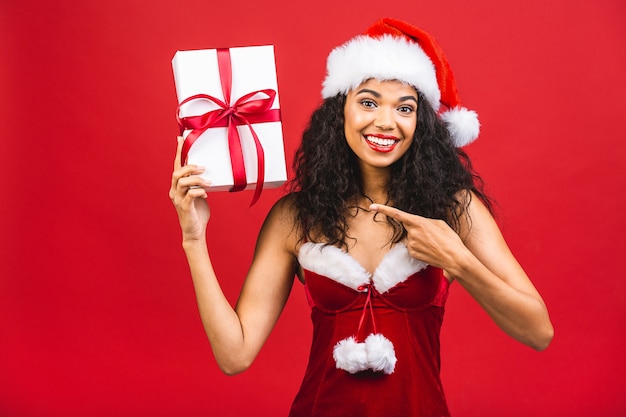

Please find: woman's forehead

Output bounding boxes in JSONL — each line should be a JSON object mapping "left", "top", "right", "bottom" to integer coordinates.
{"left": 351, "top": 79, "right": 419, "bottom": 97}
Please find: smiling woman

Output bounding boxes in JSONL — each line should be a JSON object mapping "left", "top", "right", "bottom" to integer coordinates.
{"left": 169, "top": 17, "right": 553, "bottom": 417}
{"left": 343, "top": 80, "right": 417, "bottom": 167}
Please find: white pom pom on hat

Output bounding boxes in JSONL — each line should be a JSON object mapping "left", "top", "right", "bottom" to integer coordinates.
{"left": 441, "top": 107, "right": 480, "bottom": 147}
{"left": 322, "top": 17, "right": 479, "bottom": 147}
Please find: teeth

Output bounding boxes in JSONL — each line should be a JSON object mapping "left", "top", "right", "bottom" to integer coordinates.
{"left": 365, "top": 135, "right": 396, "bottom": 146}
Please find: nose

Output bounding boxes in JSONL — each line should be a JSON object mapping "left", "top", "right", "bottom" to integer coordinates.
{"left": 374, "top": 106, "right": 396, "bottom": 130}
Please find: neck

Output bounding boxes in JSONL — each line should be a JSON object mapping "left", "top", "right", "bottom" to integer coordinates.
{"left": 358, "top": 165, "right": 390, "bottom": 205}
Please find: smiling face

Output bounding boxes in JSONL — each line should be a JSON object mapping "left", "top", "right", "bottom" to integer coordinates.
{"left": 343, "top": 79, "right": 418, "bottom": 172}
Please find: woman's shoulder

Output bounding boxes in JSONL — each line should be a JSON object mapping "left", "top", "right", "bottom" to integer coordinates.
{"left": 456, "top": 189, "right": 499, "bottom": 244}
{"left": 260, "top": 193, "right": 301, "bottom": 249}
{"left": 269, "top": 192, "right": 298, "bottom": 218}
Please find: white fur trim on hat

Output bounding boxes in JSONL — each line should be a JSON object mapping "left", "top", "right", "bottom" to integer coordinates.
{"left": 322, "top": 34, "right": 441, "bottom": 111}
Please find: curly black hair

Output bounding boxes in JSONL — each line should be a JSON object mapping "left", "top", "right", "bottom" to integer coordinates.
{"left": 288, "top": 93, "right": 491, "bottom": 249}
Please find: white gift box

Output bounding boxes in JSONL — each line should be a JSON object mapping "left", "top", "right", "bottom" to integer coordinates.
{"left": 172, "top": 45, "right": 287, "bottom": 193}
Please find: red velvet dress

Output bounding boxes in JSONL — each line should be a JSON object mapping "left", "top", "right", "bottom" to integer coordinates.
{"left": 289, "top": 242, "right": 451, "bottom": 417}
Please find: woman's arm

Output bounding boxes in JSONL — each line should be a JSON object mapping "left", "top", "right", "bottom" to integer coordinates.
{"left": 170, "top": 138, "right": 298, "bottom": 375}
{"left": 370, "top": 197, "right": 554, "bottom": 350}
{"left": 450, "top": 194, "right": 553, "bottom": 350}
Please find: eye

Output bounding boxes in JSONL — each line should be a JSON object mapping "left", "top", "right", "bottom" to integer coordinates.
{"left": 360, "top": 99, "right": 377, "bottom": 109}
{"left": 397, "top": 105, "right": 415, "bottom": 114}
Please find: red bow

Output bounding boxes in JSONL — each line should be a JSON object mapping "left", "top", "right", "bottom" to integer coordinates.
{"left": 176, "top": 48, "right": 281, "bottom": 205}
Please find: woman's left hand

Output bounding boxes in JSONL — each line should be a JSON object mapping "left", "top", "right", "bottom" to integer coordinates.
{"left": 369, "top": 204, "right": 471, "bottom": 272}
{"left": 372, "top": 201, "right": 554, "bottom": 351}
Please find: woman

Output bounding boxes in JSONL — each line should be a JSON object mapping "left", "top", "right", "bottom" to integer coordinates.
{"left": 170, "top": 18, "right": 553, "bottom": 417}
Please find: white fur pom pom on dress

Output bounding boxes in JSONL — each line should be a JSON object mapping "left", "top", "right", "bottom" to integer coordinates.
{"left": 365, "top": 333, "right": 397, "bottom": 374}
{"left": 333, "top": 336, "right": 370, "bottom": 374}
{"left": 333, "top": 333, "right": 397, "bottom": 375}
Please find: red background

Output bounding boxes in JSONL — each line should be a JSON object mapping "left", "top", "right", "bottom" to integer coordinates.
{"left": 2, "top": 1, "right": 625, "bottom": 416}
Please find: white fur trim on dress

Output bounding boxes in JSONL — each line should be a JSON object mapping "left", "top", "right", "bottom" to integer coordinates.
{"left": 298, "top": 242, "right": 429, "bottom": 293}
{"left": 372, "top": 243, "right": 428, "bottom": 293}
{"left": 298, "top": 242, "right": 370, "bottom": 291}
{"left": 333, "top": 333, "right": 397, "bottom": 375}
{"left": 441, "top": 107, "right": 480, "bottom": 147}
{"left": 322, "top": 34, "right": 441, "bottom": 111}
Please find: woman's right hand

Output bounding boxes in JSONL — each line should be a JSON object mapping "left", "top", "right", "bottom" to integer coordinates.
{"left": 169, "top": 136, "right": 212, "bottom": 243}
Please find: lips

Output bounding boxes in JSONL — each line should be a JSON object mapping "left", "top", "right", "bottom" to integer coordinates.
{"left": 364, "top": 134, "right": 399, "bottom": 153}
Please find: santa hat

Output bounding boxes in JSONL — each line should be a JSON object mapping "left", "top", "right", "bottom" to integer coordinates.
{"left": 322, "top": 18, "right": 479, "bottom": 147}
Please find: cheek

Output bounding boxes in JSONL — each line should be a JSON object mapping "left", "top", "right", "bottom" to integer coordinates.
{"left": 403, "top": 118, "right": 417, "bottom": 139}
{"left": 343, "top": 107, "right": 362, "bottom": 139}
{"left": 343, "top": 106, "right": 357, "bottom": 128}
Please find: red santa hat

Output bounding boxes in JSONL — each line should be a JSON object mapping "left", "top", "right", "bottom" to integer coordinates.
{"left": 322, "top": 18, "right": 479, "bottom": 147}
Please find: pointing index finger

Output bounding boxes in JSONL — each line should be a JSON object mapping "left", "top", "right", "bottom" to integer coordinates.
{"left": 369, "top": 204, "right": 412, "bottom": 224}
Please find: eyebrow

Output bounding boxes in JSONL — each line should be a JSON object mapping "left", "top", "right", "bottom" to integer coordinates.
{"left": 355, "top": 88, "right": 418, "bottom": 104}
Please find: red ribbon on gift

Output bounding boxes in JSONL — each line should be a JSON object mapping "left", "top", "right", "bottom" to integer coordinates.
{"left": 176, "top": 48, "right": 281, "bottom": 205}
